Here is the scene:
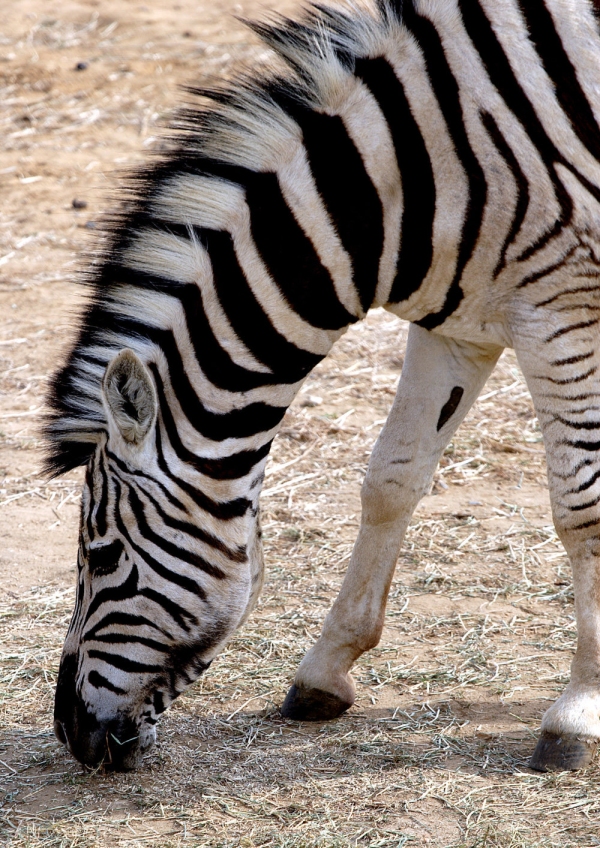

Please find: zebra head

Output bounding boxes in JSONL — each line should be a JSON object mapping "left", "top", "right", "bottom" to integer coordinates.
{"left": 54, "top": 349, "right": 263, "bottom": 769}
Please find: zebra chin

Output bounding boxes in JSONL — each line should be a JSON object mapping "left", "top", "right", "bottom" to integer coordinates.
{"left": 54, "top": 653, "right": 156, "bottom": 770}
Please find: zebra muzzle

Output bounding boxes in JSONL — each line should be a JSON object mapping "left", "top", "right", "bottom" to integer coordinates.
{"left": 54, "top": 654, "right": 143, "bottom": 770}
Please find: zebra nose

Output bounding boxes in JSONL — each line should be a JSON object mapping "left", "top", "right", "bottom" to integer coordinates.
{"left": 54, "top": 653, "right": 141, "bottom": 770}
{"left": 55, "top": 713, "right": 140, "bottom": 770}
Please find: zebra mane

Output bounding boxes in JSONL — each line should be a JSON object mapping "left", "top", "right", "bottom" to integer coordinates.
{"left": 43, "top": 0, "right": 403, "bottom": 477}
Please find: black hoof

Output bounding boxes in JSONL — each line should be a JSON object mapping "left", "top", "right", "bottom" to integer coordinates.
{"left": 280, "top": 684, "right": 353, "bottom": 721}
{"left": 529, "top": 731, "right": 597, "bottom": 772}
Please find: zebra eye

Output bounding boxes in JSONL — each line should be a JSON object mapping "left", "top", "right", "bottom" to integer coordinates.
{"left": 88, "top": 539, "right": 124, "bottom": 576}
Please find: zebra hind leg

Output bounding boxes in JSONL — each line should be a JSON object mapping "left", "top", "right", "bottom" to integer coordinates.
{"left": 281, "top": 325, "right": 503, "bottom": 721}
{"left": 514, "top": 314, "right": 600, "bottom": 772}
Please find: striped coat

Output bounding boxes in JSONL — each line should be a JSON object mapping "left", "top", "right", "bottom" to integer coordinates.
{"left": 47, "top": 0, "right": 600, "bottom": 772}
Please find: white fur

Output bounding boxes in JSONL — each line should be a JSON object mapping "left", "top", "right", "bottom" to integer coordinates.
{"left": 51, "top": 0, "right": 600, "bottom": 764}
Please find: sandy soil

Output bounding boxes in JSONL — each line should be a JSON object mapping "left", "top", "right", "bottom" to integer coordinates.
{"left": 1, "top": 2, "right": 599, "bottom": 846}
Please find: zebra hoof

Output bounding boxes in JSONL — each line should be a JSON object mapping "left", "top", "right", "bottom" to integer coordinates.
{"left": 280, "top": 684, "right": 353, "bottom": 721}
{"left": 529, "top": 731, "right": 597, "bottom": 772}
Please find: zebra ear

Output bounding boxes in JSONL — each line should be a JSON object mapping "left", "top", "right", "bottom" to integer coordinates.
{"left": 102, "top": 349, "right": 157, "bottom": 445}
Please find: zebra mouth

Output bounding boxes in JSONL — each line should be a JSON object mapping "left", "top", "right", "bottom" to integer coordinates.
{"left": 53, "top": 711, "right": 150, "bottom": 771}
{"left": 54, "top": 653, "right": 154, "bottom": 770}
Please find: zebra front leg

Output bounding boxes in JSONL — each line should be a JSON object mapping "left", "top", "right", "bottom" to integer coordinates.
{"left": 514, "top": 319, "right": 600, "bottom": 772}
{"left": 281, "top": 325, "right": 503, "bottom": 720}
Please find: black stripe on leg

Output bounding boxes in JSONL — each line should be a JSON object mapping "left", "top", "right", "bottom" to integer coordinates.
{"left": 571, "top": 518, "right": 600, "bottom": 530}
{"left": 551, "top": 352, "right": 595, "bottom": 367}
{"left": 562, "top": 439, "right": 600, "bottom": 451}
{"left": 437, "top": 386, "right": 464, "bottom": 431}
{"left": 567, "top": 493, "right": 600, "bottom": 512}
{"left": 545, "top": 319, "right": 600, "bottom": 343}
{"left": 566, "top": 469, "right": 600, "bottom": 495}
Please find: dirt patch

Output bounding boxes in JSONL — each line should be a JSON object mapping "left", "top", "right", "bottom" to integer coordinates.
{"left": 1, "top": 1, "right": 599, "bottom": 846}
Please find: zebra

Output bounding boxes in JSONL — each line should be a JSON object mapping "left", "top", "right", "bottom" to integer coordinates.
{"left": 46, "top": 0, "right": 600, "bottom": 772}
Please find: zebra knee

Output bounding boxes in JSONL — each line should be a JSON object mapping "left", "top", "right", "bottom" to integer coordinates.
{"left": 360, "top": 460, "right": 425, "bottom": 526}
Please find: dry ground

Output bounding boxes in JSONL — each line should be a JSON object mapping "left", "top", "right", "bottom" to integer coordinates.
{"left": 1, "top": 1, "right": 599, "bottom": 845}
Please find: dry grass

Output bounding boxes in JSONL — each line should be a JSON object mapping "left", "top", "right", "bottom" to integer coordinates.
{"left": 1, "top": 1, "right": 600, "bottom": 846}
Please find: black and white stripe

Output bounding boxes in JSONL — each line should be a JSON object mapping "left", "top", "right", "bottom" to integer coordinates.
{"left": 46, "top": 0, "right": 600, "bottom": 759}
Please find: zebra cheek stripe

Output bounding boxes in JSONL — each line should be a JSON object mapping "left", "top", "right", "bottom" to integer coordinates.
{"left": 45, "top": 0, "right": 600, "bottom": 773}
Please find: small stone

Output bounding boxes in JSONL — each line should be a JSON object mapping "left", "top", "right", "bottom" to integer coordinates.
{"left": 84, "top": 221, "right": 96, "bottom": 229}
{"left": 72, "top": 198, "right": 88, "bottom": 209}
{"left": 300, "top": 395, "right": 323, "bottom": 408}
{"left": 469, "top": 500, "right": 482, "bottom": 506}
{"left": 74, "top": 61, "right": 89, "bottom": 71}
